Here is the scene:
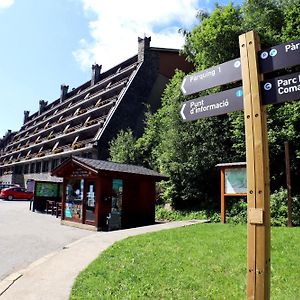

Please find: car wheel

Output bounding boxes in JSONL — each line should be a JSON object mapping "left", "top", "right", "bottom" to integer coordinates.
{"left": 7, "top": 195, "right": 13, "bottom": 201}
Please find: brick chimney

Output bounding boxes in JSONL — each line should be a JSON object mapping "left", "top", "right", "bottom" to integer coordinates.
{"left": 39, "top": 100, "right": 48, "bottom": 115}
{"left": 138, "top": 36, "right": 151, "bottom": 62}
{"left": 60, "top": 84, "right": 69, "bottom": 103}
{"left": 91, "top": 64, "right": 102, "bottom": 86}
{"left": 23, "top": 111, "right": 30, "bottom": 124}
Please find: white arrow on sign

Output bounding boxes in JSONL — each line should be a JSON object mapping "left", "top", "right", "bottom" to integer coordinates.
{"left": 181, "top": 78, "right": 187, "bottom": 95}
{"left": 180, "top": 103, "right": 186, "bottom": 120}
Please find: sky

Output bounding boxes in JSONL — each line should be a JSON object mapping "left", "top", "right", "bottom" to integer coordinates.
{"left": 0, "top": 0, "right": 242, "bottom": 138}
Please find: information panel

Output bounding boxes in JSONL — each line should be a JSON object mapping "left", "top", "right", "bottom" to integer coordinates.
{"left": 225, "top": 168, "right": 247, "bottom": 194}
{"left": 35, "top": 182, "right": 59, "bottom": 198}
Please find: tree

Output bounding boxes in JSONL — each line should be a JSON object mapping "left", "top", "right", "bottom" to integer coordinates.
{"left": 182, "top": 3, "right": 242, "bottom": 70}
{"left": 109, "top": 129, "right": 139, "bottom": 164}
{"left": 241, "top": 0, "right": 284, "bottom": 47}
{"left": 109, "top": 0, "right": 300, "bottom": 209}
{"left": 281, "top": 0, "right": 300, "bottom": 41}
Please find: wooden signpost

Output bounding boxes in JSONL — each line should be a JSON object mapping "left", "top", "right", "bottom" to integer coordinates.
{"left": 180, "top": 31, "right": 300, "bottom": 299}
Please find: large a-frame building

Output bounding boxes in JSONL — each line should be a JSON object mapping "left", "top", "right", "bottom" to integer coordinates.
{"left": 0, "top": 37, "right": 192, "bottom": 186}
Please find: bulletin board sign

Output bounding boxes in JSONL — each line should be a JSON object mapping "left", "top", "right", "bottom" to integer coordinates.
{"left": 35, "top": 182, "right": 60, "bottom": 198}
{"left": 216, "top": 162, "right": 247, "bottom": 224}
{"left": 225, "top": 167, "right": 247, "bottom": 194}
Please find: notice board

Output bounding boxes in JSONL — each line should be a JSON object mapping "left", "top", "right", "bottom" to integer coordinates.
{"left": 224, "top": 168, "right": 247, "bottom": 194}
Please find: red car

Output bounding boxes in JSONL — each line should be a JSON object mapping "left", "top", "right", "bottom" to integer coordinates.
{"left": 0, "top": 187, "right": 33, "bottom": 201}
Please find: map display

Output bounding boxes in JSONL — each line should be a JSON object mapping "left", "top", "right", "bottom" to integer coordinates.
{"left": 35, "top": 182, "right": 59, "bottom": 197}
{"left": 225, "top": 168, "right": 247, "bottom": 194}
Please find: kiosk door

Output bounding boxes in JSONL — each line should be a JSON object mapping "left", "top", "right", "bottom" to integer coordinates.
{"left": 85, "top": 180, "right": 96, "bottom": 225}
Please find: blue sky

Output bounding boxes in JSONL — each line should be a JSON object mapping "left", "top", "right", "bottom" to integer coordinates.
{"left": 0, "top": 0, "right": 242, "bottom": 138}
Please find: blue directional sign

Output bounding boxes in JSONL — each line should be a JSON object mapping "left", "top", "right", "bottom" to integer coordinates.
{"left": 180, "top": 87, "right": 244, "bottom": 121}
{"left": 261, "top": 71, "right": 300, "bottom": 105}
{"left": 258, "top": 39, "right": 300, "bottom": 73}
{"left": 181, "top": 58, "right": 242, "bottom": 96}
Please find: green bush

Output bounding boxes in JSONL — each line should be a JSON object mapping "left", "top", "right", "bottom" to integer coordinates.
{"left": 156, "top": 189, "right": 300, "bottom": 226}
{"left": 226, "top": 197, "right": 248, "bottom": 225}
{"left": 270, "top": 188, "right": 300, "bottom": 226}
{"left": 155, "top": 205, "right": 220, "bottom": 222}
{"left": 270, "top": 188, "right": 288, "bottom": 226}
{"left": 155, "top": 205, "right": 208, "bottom": 221}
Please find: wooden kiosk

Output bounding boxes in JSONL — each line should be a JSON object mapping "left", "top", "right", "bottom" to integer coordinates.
{"left": 216, "top": 162, "right": 247, "bottom": 223}
{"left": 52, "top": 156, "right": 167, "bottom": 231}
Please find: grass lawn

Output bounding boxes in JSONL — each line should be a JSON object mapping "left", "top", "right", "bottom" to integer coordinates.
{"left": 70, "top": 224, "right": 300, "bottom": 299}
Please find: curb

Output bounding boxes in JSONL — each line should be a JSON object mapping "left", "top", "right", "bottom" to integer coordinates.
{"left": 0, "top": 250, "right": 60, "bottom": 296}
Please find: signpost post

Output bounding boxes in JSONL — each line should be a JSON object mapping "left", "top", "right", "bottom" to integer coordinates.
{"left": 180, "top": 30, "right": 300, "bottom": 300}
{"left": 239, "top": 31, "right": 270, "bottom": 300}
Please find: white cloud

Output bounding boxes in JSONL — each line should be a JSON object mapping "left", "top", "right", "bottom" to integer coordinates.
{"left": 74, "top": 0, "right": 201, "bottom": 71}
{"left": 0, "top": 0, "right": 14, "bottom": 9}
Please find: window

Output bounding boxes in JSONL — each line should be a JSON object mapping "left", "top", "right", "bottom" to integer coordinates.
{"left": 36, "top": 162, "right": 41, "bottom": 173}
{"left": 65, "top": 179, "right": 84, "bottom": 221}
{"left": 42, "top": 161, "right": 49, "bottom": 173}
{"left": 86, "top": 181, "right": 96, "bottom": 223}
{"left": 24, "top": 164, "right": 29, "bottom": 174}
{"left": 30, "top": 163, "right": 35, "bottom": 174}
{"left": 52, "top": 158, "right": 60, "bottom": 170}
{"left": 112, "top": 179, "right": 123, "bottom": 212}
{"left": 14, "top": 165, "right": 23, "bottom": 175}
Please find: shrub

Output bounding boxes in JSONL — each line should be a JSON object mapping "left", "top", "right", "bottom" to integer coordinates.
{"left": 155, "top": 205, "right": 208, "bottom": 222}
{"left": 226, "top": 197, "right": 248, "bottom": 225}
{"left": 270, "top": 188, "right": 288, "bottom": 226}
{"left": 156, "top": 189, "right": 300, "bottom": 227}
{"left": 271, "top": 188, "right": 300, "bottom": 226}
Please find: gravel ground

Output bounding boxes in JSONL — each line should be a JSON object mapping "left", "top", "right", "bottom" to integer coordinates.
{"left": 0, "top": 199, "right": 93, "bottom": 280}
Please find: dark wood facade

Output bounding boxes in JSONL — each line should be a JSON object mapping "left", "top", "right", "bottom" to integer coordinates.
{"left": 52, "top": 156, "right": 167, "bottom": 231}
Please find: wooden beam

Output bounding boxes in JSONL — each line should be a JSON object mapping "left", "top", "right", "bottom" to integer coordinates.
{"left": 284, "top": 141, "right": 293, "bottom": 227}
{"left": 239, "top": 31, "right": 271, "bottom": 300}
{"left": 220, "top": 167, "right": 226, "bottom": 223}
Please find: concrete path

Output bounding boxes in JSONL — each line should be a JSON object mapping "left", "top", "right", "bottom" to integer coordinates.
{"left": 0, "top": 220, "right": 201, "bottom": 300}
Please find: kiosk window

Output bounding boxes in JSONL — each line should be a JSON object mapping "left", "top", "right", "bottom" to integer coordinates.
{"left": 112, "top": 179, "right": 123, "bottom": 212}
{"left": 65, "top": 179, "right": 84, "bottom": 220}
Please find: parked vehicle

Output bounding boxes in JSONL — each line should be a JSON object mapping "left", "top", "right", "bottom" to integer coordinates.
{"left": 0, "top": 187, "right": 33, "bottom": 200}
{"left": 0, "top": 183, "right": 20, "bottom": 192}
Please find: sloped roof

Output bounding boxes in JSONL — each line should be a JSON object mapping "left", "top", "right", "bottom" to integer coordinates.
{"left": 52, "top": 156, "right": 168, "bottom": 180}
{"left": 215, "top": 162, "right": 246, "bottom": 168}
{"left": 0, "top": 55, "right": 139, "bottom": 165}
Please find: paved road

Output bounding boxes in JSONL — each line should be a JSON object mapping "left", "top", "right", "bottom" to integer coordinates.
{"left": 0, "top": 220, "right": 202, "bottom": 300}
{"left": 0, "top": 200, "right": 93, "bottom": 281}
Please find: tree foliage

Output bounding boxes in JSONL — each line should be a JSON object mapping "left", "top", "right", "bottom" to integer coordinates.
{"left": 109, "top": 129, "right": 139, "bottom": 164}
{"left": 109, "top": 0, "right": 300, "bottom": 209}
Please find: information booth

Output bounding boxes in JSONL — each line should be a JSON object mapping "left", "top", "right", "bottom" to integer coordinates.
{"left": 216, "top": 162, "right": 247, "bottom": 223}
{"left": 51, "top": 156, "right": 167, "bottom": 231}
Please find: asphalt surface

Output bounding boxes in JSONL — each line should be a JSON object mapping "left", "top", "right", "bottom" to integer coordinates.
{"left": 0, "top": 199, "right": 93, "bottom": 281}
{"left": 0, "top": 199, "right": 205, "bottom": 299}
{"left": 0, "top": 220, "right": 202, "bottom": 300}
